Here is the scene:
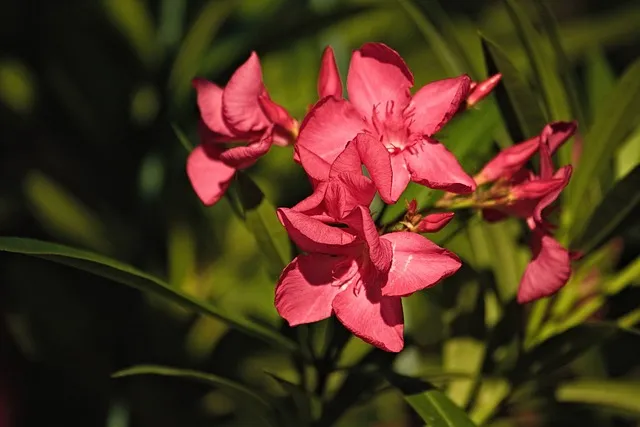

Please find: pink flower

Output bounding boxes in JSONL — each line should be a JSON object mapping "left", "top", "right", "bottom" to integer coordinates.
{"left": 475, "top": 122, "right": 578, "bottom": 303}
{"left": 317, "top": 46, "right": 342, "bottom": 99}
{"left": 275, "top": 177, "right": 461, "bottom": 352}
{"left": 188, "top": 52, "right": 298, "bottom": 206}
{"left": 296, "top": 43, "right": 476, "bottom": 203}
{"left": 466, "top": 74, "right": 502, "bottom": 108}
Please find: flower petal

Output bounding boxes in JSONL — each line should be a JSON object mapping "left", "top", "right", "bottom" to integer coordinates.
{"left": 405, "top": 138, "right": 476, "bottom": 193}
{"left": 277, "top": 208, "right": 358, "bottom": 255}
{"left": 416, "top": 212, "right": 455, "bottom": 233}
{"left": 218, "top": 130, "right": 273, "bottom": 169}
{"left": 296, "top": 144, "right": 333, "bottom": 182}
{"left": 517, "top": 232, "right": 571, "bottom": 304}
{"left": 222, "top": 52, "right": 270, "bottom": 134}
{"left": 186, "top": 143, "right": 236, "bottom": 206}
{"left": 318, "top": 46, "right": 343, "bottom": 99}
{"left": 258, "top": 94, "right": 297, "bottom": 136}
{"left": 380, "top": 232, "right": 461, "bottom": 297}
{"left": 543, "top": 120, "right": 578, "bottom": 154}
{"left": 342, "top": 206, "right": 392, "bottom": 274}
{"left": 324, "top": 173, "right": 377, "bottom": 220}
{"left": 534, "top": 165, "right": 572, "bottom": 224}
{"left": 409, "top": 75, "right": 471, "bottom": 136}
{"left": 353, "top": 133, "right": 397, "bottom": 203}
{"left": 192, "top": 78, "right": 235, "bottom": 138}
{"left": 275, "top": 254, "right": 354, "bottom": 326}
{"left": 389, "top": 153, "right": 411, "bottom": 203}
{"left": 332, "top": 281, "right": 404, "bottom": 352}
{"left": 475, "top": 137, "right": 539, "bottom": 185}
{"left": 347, "top": 43, "right": 413, "bottom": 116}
{"left": 296, "top": 97, "right": 365, "bottom": 176}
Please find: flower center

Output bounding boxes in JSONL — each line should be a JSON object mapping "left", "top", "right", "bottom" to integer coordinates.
{"left": 368, "top": 101, "right": 416, "bottom": 154}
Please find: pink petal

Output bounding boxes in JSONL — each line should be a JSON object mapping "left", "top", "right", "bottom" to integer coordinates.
{"left": 329, "top": 139, "right": 362, "bottom": 178}
{"left": 352, "top": 133, "right": 397, "bottom": 203}
{"left": 222, "top": 52, "right": 270, "bottom": 134}
{"left": 409, "top": 75, "right": 471, "bottom": 136}
{"left": 517, "top": 232, "right": 571, "bottom": 304}
{"left": 534, "top": 165, "right": 572, "bottom": 224}
{"left": 416, "top": 212, "right": 455, "bottom": 233}
{"left": 318, "top": 46, "right": 343, "bottom": 99}
{"left": 405, "top": 138, "right": 476, "bottom": 193}
{"left": 324, "top": 173, "right": 377, "bottom": 220}
{"left": 347, "top": 43, "right": 414, "bottom": 116}
{"left": 275, "top": 254, "right": 354, "bottom": 326}
{"left": 258, "top": 94, "right": 297, "bottom": 136}
{"left": 543, "top": 120, "right": 578, "bottom": 154}
{"left": 342, "top": 206, "right": 392, "bottom": 274}
{"left": 192, "top": 78, "right": 235, "bottom": 138}
{"left": 296, "top": 144, "right": 333, "bottom": 182}
{"left": 296, "top": 97, "right": 365, "bottom": 175}
{"left": 332, "top": 280, "right": 404, "bottom": 352}
{"left": 291, "top": 181, "right": 329, "bottom": 218}
{"left": 475, "top": 137, "right": 539, "bottom": 185}
{"left": 467, "top": 73, "right": 501, "bottom": 108}
{"left": 277, "top": 208, "right": 358, "bottom": 255}
{"left": 186, "top": 144, "right": 236, "bottom": 206}
{"left": 389, "top": 153, "right": 412, "bottom": 203}
{"left": 218, "top": 130, "right": 273, "bottom": 169}
{"left": 380, "top": 232, "right": 461, "bottom": 297}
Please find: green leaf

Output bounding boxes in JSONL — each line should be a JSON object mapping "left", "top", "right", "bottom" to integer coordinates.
{"left": 169, "top": 0, "right": 235, "bottom": 104}
{"left": 585, "top": 48, "right": 616, "bottom": 121}
{"left": 443, "top": 338, "right": 485, "bottom": 408}
{"left": 113, "top": 365, "right": 278, "bottom": 426}
{"left": 171, "top": 123, "right": 193, "bottom": 152}
{"left": 502, "top": 0, "right": 573, "bottom": 163}
{"left": 228, "top": 172, "right": 292, "bottom": 276}
{"left": 567, "top": 58, "right": 640, "bottom": 238}
{"left": 267, "top": 372, "right": 318, "bottom": 426}
{"left": 556, "top": 380, "right": 640, "bottom": 415}
{"left": 572, "top": 165, "right": 640, "bottom": 254}
{"left": 0, "top": 237, "right": 297, "bottom": 353}
{"left": 395, "top": 0, "right": 466, "bottom": 76}
{"left": 386, "top": 372, "right": 478, "bottom": 427}
{"left": 480, "top": 34, "right": 546, "bottom": 140}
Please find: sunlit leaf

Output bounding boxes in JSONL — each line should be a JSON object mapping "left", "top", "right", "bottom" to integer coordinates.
{"left": 556, "top": 380, "right": 640, "bottom": 415}
{"left": 502, "top": 0, "right": 573, "bottom": 164}
{"left": 572, "top": 165, "right": 640, "bottom": 254}
{"left": 481, "top": 34, "right": 546, "bottom": 140}
{"left": 0, "top": 237, "right": 297, "bottom": 353}
{"left": 567, "top": 58, "right": 640, "bottom": 239}
{"left": 585, "top": 48, "right": 615, "bottom": 121}
{"left": 113, "top": 365, "right": 279, "bottom": 426}
{"left": 444, "top": 338, "right": 485, "bottom": 407}
{"left": 386, "top": 372, "right": 478, "bottom": 427}
{"left": 228, "top": 172, "right": 292, "bottom": 277}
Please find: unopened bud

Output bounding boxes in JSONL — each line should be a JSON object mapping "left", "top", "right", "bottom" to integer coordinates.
{"left": 467, "top": 73, "right": 501, "bottom": 108}
{"left": 416, "top": 212, "right": 454, "bottom": 233}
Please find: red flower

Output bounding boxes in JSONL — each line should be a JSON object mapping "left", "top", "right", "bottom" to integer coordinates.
{"left": 475, "top": 122, "right": 578, "bottom": 303}
{"left": 275, "top": 173, "right": 461, "bottom": 352}
{"left": 187, "top": 52, "right": 298, "bottom": 206}
{"left": 296, "top": 43, "right": 476, "bottom": 203}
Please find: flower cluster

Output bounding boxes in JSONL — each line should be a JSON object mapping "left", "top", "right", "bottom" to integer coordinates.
{"left": 188, "top": 43, "right": 575, "bottom": 352}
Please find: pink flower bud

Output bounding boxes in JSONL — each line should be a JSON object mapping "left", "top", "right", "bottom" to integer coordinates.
{"left": 416, "top": 212, "right": 454, "bottom": 233}
{"left": 467, "top": 73, "right": 501, "bottom": 107}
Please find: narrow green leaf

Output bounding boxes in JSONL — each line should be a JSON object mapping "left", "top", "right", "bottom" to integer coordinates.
{"left": 572, "top": 165, "right": 640, "bottom": 253}
{"left": 169, "top": 0, "right": 235, "bottom": 104}
{"left": 443, "top": 338, "right": 485, "bottom": 408}
{"left": 386, "top": 373, "right": 478, "bottom": 427}
{"left": 615, "top": 125, "right": 640, "bottom": 179}
{"left": 480, "top": 34, "right": 546, "bottom": 140}
{"left": 171, "top": 123, "right": 193, "bottom": 152}
{"left": 395, "top": 0, "right": 466, "bottom": 75}
{"left": 567, "top": 59, "right": 640, "bottom": 238}
{"left": 0, "top": 237, "right": 297, "bottom": 353}
{"left": 502, "top": 0, "right": 573, "bottom": 163}
{"left": 585, "top": 48, "right": 616, "bottom": 121}
{"left": 228, "top": 172, "right": 292, "bottom": 276}
{"left": 23, "top": 171, "right": 112, "bottom": 254}
{"left": 556, "top": 380, "right": 640, "bottom": 415}
{"left": 113, "top": 365, "right": 278, "bottom": 425}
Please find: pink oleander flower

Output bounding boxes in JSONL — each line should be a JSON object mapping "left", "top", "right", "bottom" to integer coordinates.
{"left": 275, "top": 171, "right": 461, "bottom": 352}
{"left": 466, "top": 74, "right": 502, "bottom": 109}
{"left": 475, "top": 122, "right": 578, "bottom": 303}
{"left": 296, "top": 42, "right": 477, "bottom": 204}
{"left": 187, "top": 52, "right": 298, "bottom": 206}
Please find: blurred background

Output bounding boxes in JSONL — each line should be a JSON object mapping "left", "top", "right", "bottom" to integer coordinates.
{"left": 0, "top": 0, "right": 639, "bottom": 426}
